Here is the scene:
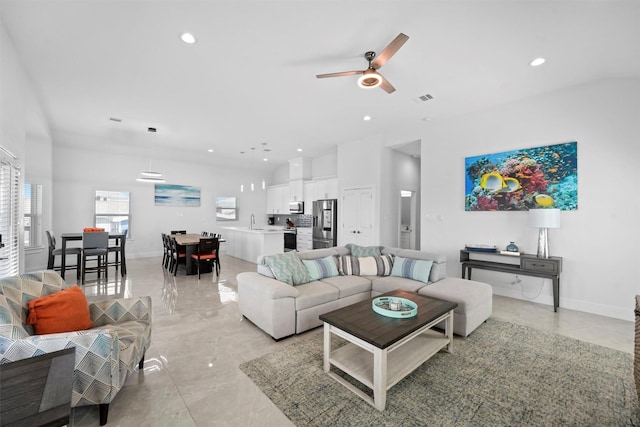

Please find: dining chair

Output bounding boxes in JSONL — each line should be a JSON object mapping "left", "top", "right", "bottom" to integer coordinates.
{"left": 107, "top": 229, "right": 127, "bottom": 276}
{"left": 169, "top": 237, "right": 186, "bottom": 276}
{"left": 46, "top": 230, "right": 82, "bottom": 280}
{"left": 82, "top": 231, "right": 109, "bottom": 284}
{"left": 161, "top": 233, "right": 169, "bottom": 268}
{"left": 190, "top": 237, "right": 219, "bottom": 278}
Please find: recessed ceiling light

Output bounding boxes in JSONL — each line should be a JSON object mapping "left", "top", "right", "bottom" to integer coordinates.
{"left": 297, "top": 148, "right": 302, "bottom": 152}
{"left": 422, "top": 116, "right": 432, "bottom": 121}
{"left": 263, "top": 158, "right": 268, "bottom": 162}
{"left": 363, "top": 115, "right": 371, "bottom": 121}
{"left": 530, "top": 57, "right": 546, "bottom": 67}
{"left": 207, "top": 149, "right": 213, "bottom": 153}
{"left": 147, "top": 127, "right": 157, "bottom": 133}
{"left": 180, "top": 32, "right": 196, "bottom": 44}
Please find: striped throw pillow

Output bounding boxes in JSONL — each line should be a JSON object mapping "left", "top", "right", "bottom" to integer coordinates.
{"left": 390, "top": 256, "right": 433, "bottom": 283}
{"left": 338, "top": 254, "right": 394, "bottom": 276}
{"left": 302, "top": 256, "right": 339, "bottom": 281}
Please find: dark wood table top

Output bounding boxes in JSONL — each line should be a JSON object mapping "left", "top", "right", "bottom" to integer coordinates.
{"left": 319, "top": 290, "right": 458, "bottom": 349}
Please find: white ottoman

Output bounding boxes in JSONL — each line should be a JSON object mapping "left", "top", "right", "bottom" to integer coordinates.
{"left": 418, "top": 277, "right": 493, "bottom": 337}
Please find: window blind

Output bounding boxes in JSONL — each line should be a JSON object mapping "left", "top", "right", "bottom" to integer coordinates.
{"left": 0, "top": 156, "right": 21, "bottom": 277}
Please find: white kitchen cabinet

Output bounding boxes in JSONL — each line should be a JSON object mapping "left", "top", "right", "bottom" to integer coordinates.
{"left": 296, "top": 227, "right": 313, "bottom": 251}
{"left": 266, "top": 184, "right": 288, "bottom": 214}
{"left": 316, "top": 178, "right": 338, "bottom": 200}
{"left": 303, "top": 181, "right": 317, "bottom": 214}
{"left": 289, "top": 179, "right": 304, "bottom": 202}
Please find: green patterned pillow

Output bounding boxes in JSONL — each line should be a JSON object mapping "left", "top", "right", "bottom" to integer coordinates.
{"left": 346, "top": 243, "right": 382, "bottom": 257}
{"left": 263, "top": 251, "right": 310, "bottom": 286}
{"left": 302, "top": 256, "right": 339, "bottom": 281}
{"left": 390, "top": 256, "right": 433, "bottom": 283}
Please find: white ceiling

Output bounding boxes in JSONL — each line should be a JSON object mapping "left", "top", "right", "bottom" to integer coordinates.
{"left": 1, "top": 1, "right": 639, "bottom": 171}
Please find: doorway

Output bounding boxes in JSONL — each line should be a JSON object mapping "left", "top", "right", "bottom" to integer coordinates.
{"left": 399, "top": 190, "right": 417, "bottom": 249}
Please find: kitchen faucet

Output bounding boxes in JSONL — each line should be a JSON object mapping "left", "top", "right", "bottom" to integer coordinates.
{"left": 250, "top": 213, "right": 255, "bottom": 230}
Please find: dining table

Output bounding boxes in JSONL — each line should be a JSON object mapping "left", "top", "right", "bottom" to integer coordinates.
{"left": 172, "top": 234, "right": 225, "bottom": 275}
{"left": 60, "top": 232, "right": 127, "bottom": 280}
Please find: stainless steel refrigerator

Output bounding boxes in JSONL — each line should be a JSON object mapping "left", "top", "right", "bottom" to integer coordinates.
{"left": 313, "top": 199, "right": 338, "bottom": 248}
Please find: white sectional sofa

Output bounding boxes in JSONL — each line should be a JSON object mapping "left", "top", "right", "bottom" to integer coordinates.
{"left": 237, "top": 245, "right": 493, "bottom": 340}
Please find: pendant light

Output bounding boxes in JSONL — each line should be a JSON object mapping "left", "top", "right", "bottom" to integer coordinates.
{"left": 136, "top": 161, "right": 166, "bottom": 183}
{"left": 262, "top": 142, "right": 270, "bottom": 190}
{"left": 136, "top": 127, "right": 166, "bottom": 183}
{"left": 250, "top": 147, "right": 256, "bottom": 191}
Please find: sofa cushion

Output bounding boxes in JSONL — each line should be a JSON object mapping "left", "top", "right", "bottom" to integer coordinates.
{"left": 419, "top": 277, "right": 493, "bottom": 313}
{"left": 263, "top": 251, "right": 310, "bottom": 286}
{"left": 347, "top": 243, "right": 382, "bottom": 257}
{"left": 26, "top": 285, "right": 93, "bottom": 335}
{"left": 382, "top": 247, "right": 446, "bottom": 282}
{"left": 302, "top": 256, "right": 339, "bottom": 281}
{"left": 294, "top": 281, "right": 339, "bottom": 311}
{"left": 371, "top": 276, "right": 428, "bottom": 294}
{"left": 297, "top": 247, "right": 348, "bottom": 260}
{"left": 391, "top": 256, "right": 433, "bottom": 284}
{"left": 320, "top": 275, "right": 372, "bottom": 299}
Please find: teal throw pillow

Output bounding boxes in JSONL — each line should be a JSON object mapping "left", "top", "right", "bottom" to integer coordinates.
{"left": 302, "top": 256, "right": 339, "bottom": 281}
{"left": 390, "top": 256, "right": 433, "bottom": 283}
{"left": 263, "top": 251, "right": 310, "bottom": 286}
{"left": 347, "top": 243, "right": 382, "bottom": 257}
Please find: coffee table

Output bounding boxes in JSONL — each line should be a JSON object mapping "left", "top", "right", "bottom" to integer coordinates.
{"left": 319, "top": 290, "right": 458, "bottom": 410}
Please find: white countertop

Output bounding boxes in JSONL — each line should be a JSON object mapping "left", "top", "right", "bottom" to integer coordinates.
{"left": 221, "top": 226, "right": 283, "bottom": 234}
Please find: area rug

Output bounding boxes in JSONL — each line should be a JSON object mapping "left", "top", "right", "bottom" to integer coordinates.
{"left": 240, "top": 319, "right": 640, "bottom": 426}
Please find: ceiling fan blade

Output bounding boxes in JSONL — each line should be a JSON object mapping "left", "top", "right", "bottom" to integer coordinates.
{"left": 316, "top": 70, "right": 363, "bottom": 79}
{"left": 379, "top": 76, "right": 396, "bottom": 94}
{"left": 371, "top": 33, "right": 409, "bottom": 69}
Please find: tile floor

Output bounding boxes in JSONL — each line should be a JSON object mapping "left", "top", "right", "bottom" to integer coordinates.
{"left": 71, "top": 253, "right": 634, "bottom": 426}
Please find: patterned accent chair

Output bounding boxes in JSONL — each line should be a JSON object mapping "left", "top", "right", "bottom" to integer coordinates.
{"left": 0, "top": 270, "right": 152, "bottom": 425}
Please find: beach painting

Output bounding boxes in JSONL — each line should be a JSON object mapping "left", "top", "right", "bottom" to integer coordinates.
{"left": 155, "top": 184, "right": 201, "bottom": 207}
{"left": 465, "top": 141, "right": 577, "bottom": 211}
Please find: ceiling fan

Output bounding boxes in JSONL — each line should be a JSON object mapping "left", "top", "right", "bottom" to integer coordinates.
{"left": 316, "top": 33, "right": 409, "bottom": 94}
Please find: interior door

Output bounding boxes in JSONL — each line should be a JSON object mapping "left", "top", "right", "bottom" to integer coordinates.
{"left": 341, "top": 187, "right": 374, "bottom": 246}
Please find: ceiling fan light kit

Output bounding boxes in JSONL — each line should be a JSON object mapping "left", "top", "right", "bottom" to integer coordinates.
{"left": 316, "top": 33, "right": 409, "bottom": 94}
{"left": 358, "top": 68, "right": 382, "bottom": 89}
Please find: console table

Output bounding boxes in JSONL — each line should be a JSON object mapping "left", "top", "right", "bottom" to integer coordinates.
{"left": 460, "top": 250, "right": 563, "bottom": 312}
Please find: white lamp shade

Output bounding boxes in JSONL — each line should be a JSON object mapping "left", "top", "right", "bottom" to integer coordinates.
{"left": 528, "top": 208, "right": 561, "bottom": 228}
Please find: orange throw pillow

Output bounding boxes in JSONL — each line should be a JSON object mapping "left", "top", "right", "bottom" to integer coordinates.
{"left": 27, "top": 285, "right": 93, "bottom": 334}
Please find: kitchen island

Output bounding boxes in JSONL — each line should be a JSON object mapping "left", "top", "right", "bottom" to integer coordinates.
{"left": 221, "top": 227, "right": 284, "bottom": 263}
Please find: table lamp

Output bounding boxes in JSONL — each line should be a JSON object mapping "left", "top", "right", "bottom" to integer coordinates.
{"left": 528, "top": 208, "right": 560, "bottom": 258}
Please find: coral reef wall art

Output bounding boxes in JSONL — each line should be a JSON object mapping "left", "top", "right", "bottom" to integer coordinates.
{"left": 465, "top": 141, "right": 577, "bottom": 211}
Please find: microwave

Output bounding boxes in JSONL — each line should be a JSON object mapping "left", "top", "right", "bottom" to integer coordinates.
{"left": 289, "top": 201, "right": 304, "bottom": 214}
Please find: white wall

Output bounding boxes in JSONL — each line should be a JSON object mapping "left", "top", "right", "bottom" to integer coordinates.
{"left": 416, "top": 78, "right": 640, "bottom": 321}
{"left": 1, "top": 19, "right": 54, "bottom": 272}
{"left": 53, "top": 143, "right": 269, "bottom": 259}
{"left": 337, "top": 134, "right": 383, "bottom": 246}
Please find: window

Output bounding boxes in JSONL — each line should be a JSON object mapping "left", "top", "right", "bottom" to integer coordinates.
{"left": 95, "top": 190, "right": 130, "bottom": 235}
{"left": 0, "top": 153, "right": 21, "bottom": 277}
{"left": 24, "top": 184, "right": 42, "bottom": 248}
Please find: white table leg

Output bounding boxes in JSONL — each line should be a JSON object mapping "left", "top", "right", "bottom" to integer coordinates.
{"left": 323, "top": 323, "right": 330, "bottom": 373}
{"left": 373, "top": 348, "right": 388, "bottom": 410}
